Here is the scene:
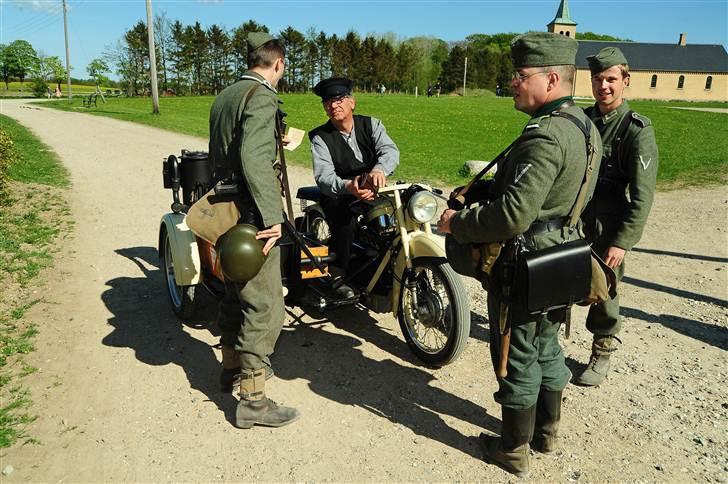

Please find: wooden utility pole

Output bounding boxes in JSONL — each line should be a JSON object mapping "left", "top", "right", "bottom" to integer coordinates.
{"left": 463, "top": 56, "right": 468, "bottom": 96}
{"left": 146, "top": 0, "right": 160, "bottom": 113}
{"left": 62, "top": 0, "right": 72, "bottom": 102}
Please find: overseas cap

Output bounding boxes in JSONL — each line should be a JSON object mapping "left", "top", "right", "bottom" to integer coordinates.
{"left": 587, "top": 47, "right": 629, "bottom": 75}
{"left": 511, "top": 31, "right": 578, "bottom": 68}
{"left": 313, "top": 77, "right": 354, "bottom": 102}
{"left": 247, "top": 31, "right": 275, "bottom": 51}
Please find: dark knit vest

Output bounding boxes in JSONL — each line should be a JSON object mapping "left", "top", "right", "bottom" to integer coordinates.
{"left": 309, "top": 115, "right": 377, "bottom": 179}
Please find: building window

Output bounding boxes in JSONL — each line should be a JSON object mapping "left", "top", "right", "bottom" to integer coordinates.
{"left": 678, "top": 75, "right": 685, "bottom": 89}
{"left": 560, "top": 30, "right": 564, "bottom": 35}
{"left": 650, "top": 75, "right": 658, "bottom": 88}
{"left": 565, "top": 31, "right": 570, "bottom": 37}
{"left": 706, "top": 76, "right": 713, "bottom": 90}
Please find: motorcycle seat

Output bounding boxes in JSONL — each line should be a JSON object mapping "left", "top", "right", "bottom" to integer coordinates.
{"left": 297, "top": 186, "right": 322, "bottom": 202}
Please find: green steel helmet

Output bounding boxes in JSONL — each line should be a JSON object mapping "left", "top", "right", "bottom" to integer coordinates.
{"left": 217, "top": 224, "right": 266, "bottom": 283}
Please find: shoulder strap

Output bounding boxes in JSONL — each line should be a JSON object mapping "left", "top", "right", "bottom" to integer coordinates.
{"left": 551, "top": 110, "right": 598, "bottom": 231}
{"left": 450, "top": 136, "right": 521, "bottom": 207}
{"left": 611, "top": 110, "right": 634, "bottom": 166}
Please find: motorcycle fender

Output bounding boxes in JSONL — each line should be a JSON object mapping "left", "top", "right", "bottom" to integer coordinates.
{"left": 159, "top": 212, "right": 201, "bottom": 286}
{"left": 391, "top": 232, "right": 447, "bottom": 315}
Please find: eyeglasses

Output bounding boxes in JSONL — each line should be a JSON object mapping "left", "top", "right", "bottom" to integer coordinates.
{"left": 511, "top": 70, "right": 547, "bottom": 83}
{"left": 323, "top": 95, "right": 350, "bottom": 107}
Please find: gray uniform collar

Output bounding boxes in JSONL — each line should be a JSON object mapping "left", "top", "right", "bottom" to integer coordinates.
{"left": 240, "top": 72, "right": 277, "bottom": 94}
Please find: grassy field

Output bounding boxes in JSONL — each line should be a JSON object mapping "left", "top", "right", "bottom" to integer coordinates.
{"left": 1, "top": 81, "right": 112, "bottom": 98}
{"left": 0, "top": 114, "right": 70, "bottom": 447}
{"left": 40, "top": 93, "right": 728, "bottom": 188}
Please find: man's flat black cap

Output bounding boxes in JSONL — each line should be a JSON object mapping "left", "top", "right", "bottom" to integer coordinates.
{"left": 313, "top": 77, "right": 353, "bottom": 102}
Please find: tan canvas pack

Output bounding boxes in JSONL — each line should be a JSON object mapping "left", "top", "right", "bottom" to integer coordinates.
{"left": 184, "top": 188, "right": 240, "bottom": 244}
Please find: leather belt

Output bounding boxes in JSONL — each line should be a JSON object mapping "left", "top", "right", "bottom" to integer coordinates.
{"left": 526, "top": 217, "right": 568, "bottom": 236}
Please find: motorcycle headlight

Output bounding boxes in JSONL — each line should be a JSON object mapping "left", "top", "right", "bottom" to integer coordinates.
{"left": 408, "top": 191, "right": 438, "bottom": 224}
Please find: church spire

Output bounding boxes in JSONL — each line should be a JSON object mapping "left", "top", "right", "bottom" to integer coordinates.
{"left": 547, "top": 0, "right": 577, "bottom": 37}
{"left": 550, "top": 0, "right": 577, "bottom": 26}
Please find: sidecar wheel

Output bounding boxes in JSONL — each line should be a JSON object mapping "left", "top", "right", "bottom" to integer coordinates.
{"left": 398, "top": 257, "right": 470, "bottom": 366}
{"left": 160, "top": 226, "right": 199, "bottom": 319}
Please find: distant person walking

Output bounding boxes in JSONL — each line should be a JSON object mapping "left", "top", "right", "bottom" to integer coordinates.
{"left": 55, "top": 86, "right": 61, "bottom": 98}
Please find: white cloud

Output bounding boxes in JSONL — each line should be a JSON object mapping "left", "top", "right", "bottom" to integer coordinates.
{"left": 8, "top": 0, "right": 63, "bottom": 14}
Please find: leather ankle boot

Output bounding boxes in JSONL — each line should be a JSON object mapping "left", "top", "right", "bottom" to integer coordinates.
{"left": 235, "top": 368, "right": 299, "bottom": 429}
{"left": 574, "top": 335, "right": 619, "bottom": 387}
{"left": 480, "top": 405, "right": 536, "bottom": 478}
{"left": 531, "top": 390, "right": 562, "bottom": 453}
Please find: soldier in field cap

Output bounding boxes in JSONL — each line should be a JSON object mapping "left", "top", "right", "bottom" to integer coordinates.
{"left": 438, "top": 31, "right": 602, "bottom": 477}
{"left": 208, "top": 31, "right": 300, "bottom": 429}
{"left": 309, "top": 77, "right": 399, "bottom": 299}
{"left": 574, "top": 47, "right": 659, "bottom": 387}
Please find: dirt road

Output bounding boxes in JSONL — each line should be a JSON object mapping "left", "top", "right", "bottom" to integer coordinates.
{"left": 1, "top": 99, "right": 726, "bottom": 482}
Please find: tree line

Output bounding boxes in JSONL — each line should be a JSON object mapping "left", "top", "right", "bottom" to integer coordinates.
{"left": 2, "top": 18, "right": 622, "bottom": 98}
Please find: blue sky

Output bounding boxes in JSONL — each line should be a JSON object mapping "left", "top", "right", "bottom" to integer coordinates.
{"left": 2, "top": 0, "right": 727, "bottom": 79}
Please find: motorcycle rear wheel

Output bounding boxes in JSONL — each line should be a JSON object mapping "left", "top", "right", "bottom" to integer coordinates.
{"left": 398, "top": 257, "right": 470, "bottom": 366}
{"left": 160, "top": 226, "right": 199, "bottom": 319}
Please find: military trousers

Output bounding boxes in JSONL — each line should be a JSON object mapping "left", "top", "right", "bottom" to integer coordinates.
{"left": 217, "top": 246, "right": 285, "bottom": 370}
{"left": 487, "top": 295, "right": 571, "bottom": 410}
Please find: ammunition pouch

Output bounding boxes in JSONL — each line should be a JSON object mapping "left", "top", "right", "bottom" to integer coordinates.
{"left": 445, "top": 234, "right": 503, "bottom": 288}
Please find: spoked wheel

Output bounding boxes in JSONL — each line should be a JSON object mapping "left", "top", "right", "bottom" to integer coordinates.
{"left": 160, "top": 226, "right": 199, "bottom": 319}
{"left": 398, "top": 257, "right": 470, "bottom": 366}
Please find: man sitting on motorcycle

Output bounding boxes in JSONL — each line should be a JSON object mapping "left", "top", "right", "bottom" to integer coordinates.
{"left": 309, "top": 77, "right": 400, "bottom": 299}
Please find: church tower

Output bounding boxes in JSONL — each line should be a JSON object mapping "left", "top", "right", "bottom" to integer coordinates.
{"left": 547, "top": 0, "right": 577, "bottom": 37}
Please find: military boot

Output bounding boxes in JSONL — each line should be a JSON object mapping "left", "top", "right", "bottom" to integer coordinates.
{"left": 573, "top": 335, "right": 619, "bottom": 387}
{"left": 220, "top": 345, "right": 273, "bottom": 392}
{"left": 479, "top": 405, "right": 536, "bottom": 478}
{"left": 235, "top": 368, "right": 300, "bottom": 429}
{"left": 531, "top": 390, "right": 562, "bottom": 453}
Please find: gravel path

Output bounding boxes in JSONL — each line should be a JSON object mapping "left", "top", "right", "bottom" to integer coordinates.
{"left": 1, "top": 99, "right": 726, "bottom": 482}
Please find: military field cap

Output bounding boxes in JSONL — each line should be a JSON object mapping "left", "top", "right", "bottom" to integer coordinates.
{"left": 511, "top": 31, "right": 578, "bottom": 68}
{"left": 314, "top": 77, "right": 354, "bottom": 102}
{"left": 587, "top": 47, "right": 629, "bottom": 75}
{"left": 247, "top": 31, "right": 275, "bottom": 51}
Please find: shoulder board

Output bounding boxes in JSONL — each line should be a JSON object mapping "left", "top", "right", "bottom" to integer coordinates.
{"left": 630, "top": 111, "right": 650, "bottom": 128}
{"left": 525, "top": 115, "right": 550, "bottom": 130}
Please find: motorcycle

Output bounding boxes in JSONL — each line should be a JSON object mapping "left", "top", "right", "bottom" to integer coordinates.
{"left": 158, "top": 150, "right": 471, "bottom": 366}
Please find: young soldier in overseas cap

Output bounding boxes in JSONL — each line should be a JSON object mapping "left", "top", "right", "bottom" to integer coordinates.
{"left": 438, "top": 31, "right": 602, "bottom": 477}
{"left": 208, "top": 31, "right": 300, "bottom": 429}
{"left": 573, "top": 47, "right": 659, "bottom": 387}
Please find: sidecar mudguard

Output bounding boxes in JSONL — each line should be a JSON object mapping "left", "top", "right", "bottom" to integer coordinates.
{"left": 391, "top": 231, "right": 447, "bottom": 315}
{"left": 159, "top": 212, "right": 201, "bottom": 286}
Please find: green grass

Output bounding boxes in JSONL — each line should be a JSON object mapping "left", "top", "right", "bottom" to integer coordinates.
{"left": 40, "top": 93, "right": 728, "bottom": 188}
{"left": 1, "top": 81, "right": 110, "bottom": 98}
{"left": 1, "top": 115, "right": 70, "bottom": 188}
{"left": 0, "top": 114, "right": 70, "bottom": 448}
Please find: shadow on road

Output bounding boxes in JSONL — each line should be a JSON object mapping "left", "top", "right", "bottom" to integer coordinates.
{"left": 274, "top": 305, "right": 499, "bottom": 458}
{"left": 622, "top": 306, "right": 728, "bottom": 351}
{"left": 623, "top": 276, "right": 727, "bottom": 309}
{"left": 101, "top": 247, "right": 238, "bottom": 425}
{"left": 632, "top": 247, "right": 728, "bottom": 264}
{"left": 100, "top": 246, "right": 498, "bottom": 456}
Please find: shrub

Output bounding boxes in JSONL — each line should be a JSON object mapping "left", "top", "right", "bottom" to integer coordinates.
{"left": 0, "top": 128, "right": 17, "bottom": 205}
{"left": 31, "top": 78, "right": 50, "bottom": 99}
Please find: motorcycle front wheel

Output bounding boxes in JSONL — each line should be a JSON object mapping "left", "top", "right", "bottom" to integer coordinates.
{"left": 398, "top": 257, "right": 470, "bottom": 366}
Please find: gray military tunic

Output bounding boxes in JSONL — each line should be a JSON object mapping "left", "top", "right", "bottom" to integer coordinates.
{"left": 582, "top": 100, "right": 659, "bottom": 336}
{"left": 208, "top": 71, "right": 285, "bottom": 371}
{"left": 450, "top": 98, "right": 603, "bottom": 409}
